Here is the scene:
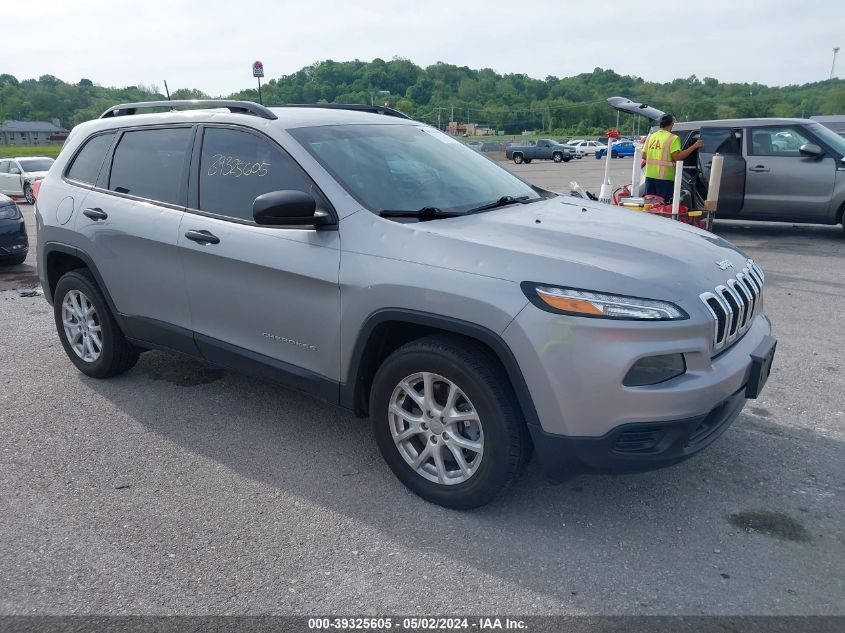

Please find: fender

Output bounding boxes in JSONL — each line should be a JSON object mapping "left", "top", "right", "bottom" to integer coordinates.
{"left": 340, "top": 308, "right": 540, "bottom": 427}
{"left": 41, "top": 242, "right": 119, "bottom": 313}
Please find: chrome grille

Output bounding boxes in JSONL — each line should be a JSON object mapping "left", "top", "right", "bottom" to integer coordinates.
{"left": 700, "top": 259, "right": 764, "bottom": 353}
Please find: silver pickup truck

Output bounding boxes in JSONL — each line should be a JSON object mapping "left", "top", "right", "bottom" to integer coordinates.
{"left": 504, "top": 139, "right": 572, "bottom": 164}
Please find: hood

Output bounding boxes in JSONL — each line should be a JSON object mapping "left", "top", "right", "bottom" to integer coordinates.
{"left": 368, "top": 197, "right": 750, "bottom": 310}
{"left": 607, "top": 96, "right": 665, "bottom": 122}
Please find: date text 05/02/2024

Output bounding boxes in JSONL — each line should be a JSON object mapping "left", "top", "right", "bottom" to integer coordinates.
{"left": 307, "top": 617, "right": 528, "bottom": 630}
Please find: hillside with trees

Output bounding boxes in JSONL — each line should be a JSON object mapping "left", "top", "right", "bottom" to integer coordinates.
{"left": 2, "top": 58, "right": 844, "bottom": 136}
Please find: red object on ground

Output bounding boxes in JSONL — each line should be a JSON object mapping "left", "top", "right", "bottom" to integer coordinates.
{"left": 612, "top": 191, "right": 708, "bottom": 229}
{"left": 643, "top": 196, "right": 708, "bottom": 229}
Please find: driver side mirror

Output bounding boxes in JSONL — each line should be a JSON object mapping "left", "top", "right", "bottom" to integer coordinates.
{"left": 253, "top": 190, "right": 332, "bottom": 227}
{"left": 798, "top": 143, "right": 824, "bottom": 158}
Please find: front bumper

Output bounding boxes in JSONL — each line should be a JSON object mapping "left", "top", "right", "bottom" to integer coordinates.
{"left": 528, "top": 386, "right": 747, "bottom": 478}
{"left": 0, "top": 218, "right": 28, "bottom": 259}
{"left": 503, "top": 299, "right": 774, "bottom": 475}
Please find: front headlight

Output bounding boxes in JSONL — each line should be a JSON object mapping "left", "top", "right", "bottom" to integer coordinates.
{"left": 0, "top": 203, "right": 21, "bottom": 220}
{"left": 521, "top": 282, "right": 687, "bottom": 320}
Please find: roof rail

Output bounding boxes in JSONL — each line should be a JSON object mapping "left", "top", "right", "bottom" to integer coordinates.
{"left": 277, "top": 103, "right": 411, "bottom": 119}
{"left": 100, "top": 100, "right": 277, "bottom": 120}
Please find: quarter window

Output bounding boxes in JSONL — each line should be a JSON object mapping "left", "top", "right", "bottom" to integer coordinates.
{"left": 67, "top": 133, "right": 115, "bottom": 185}
{"left": 198, "top": 127, "right": 313, "bottom": 221}
{"left": 749, "top": 127, "right": 811, "bottom": 157}
{"left": 108, "top": 128, "right": 192, "bottom": 205}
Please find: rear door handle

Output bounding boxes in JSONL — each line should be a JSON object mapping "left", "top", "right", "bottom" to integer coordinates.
{"left": 185, "top": 229, "right": 220, "bottom": 245}
{"left": 82, "top": 207, "right": 108, "bottom": 220}
{"left": 749, "top": 165, "right": 770, "bottom": 173}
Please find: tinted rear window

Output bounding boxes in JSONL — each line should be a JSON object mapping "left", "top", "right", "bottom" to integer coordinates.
{"left": 67, "top": 133, "right": 114, "bottom": 185}
{"left": 108, "top": 128, "right": 192, "bottom": 205}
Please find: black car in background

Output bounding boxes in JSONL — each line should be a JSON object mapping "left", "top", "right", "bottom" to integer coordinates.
{"left": 0, "top": 194, "right": 28, "bottom": 266}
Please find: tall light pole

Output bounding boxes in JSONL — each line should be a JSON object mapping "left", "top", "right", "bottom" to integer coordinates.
{"left": 831, "top": 47, "right": 840, "bottom": 79}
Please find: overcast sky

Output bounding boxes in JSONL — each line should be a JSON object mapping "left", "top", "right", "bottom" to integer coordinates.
{"left": 6, "top": 0, "right": 843, "bottom": 96}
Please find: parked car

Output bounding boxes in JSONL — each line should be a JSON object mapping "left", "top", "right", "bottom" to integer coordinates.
{"left": 596, "top": 141, "right": 637, "bottom": 159}
{"left": 0, "top": 193, "right": 28, "bottom": 265}
{"left": 36, "top": 99, "right": 775, "bottom": 508}
{"left": 0, "top": 156, "right": 55, "bottom": 204}
{"left": 566, "top": 140, "right": 606, "bottom": 156}
{"left": 465, "top": 141, "right": 483, "bottom": 152}
{"left": 504, "top": 139, "right": 572, "bottom": 164}
{"left": 559, "top": 142, "right": 585, "bottom": 158}
{"left": 609, "top": 96, "right": 845, "bottom": 231}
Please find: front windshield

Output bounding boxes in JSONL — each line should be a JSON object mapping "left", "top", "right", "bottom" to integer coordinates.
{"left": 18, "top": 158, "right": 54, "bottom": 172}
{"left": 808, "top": 122, "right": 845, "bottom": 157}
{"left": 289, "top": 124, "right": 541, "bottom": 214}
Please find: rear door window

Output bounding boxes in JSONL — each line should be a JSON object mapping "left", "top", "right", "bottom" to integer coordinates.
{"left": 108, "top": 127, "right": 193, "bottom": 205}
{"left": 67, "top": 133, "right": 115, "bottom": 185}
{"left": 0, "top": 161, "right": 8, "bottom": 174}
{"left": 197, "top": 127, "right": 314, "bottom": 222}
{"left": 701, "top": 127, "right": 742, "bottom": 155}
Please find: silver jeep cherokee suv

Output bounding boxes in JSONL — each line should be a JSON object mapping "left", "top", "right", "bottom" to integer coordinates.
{"left": 36, "top": 100, "right": 776, "bottom": 509}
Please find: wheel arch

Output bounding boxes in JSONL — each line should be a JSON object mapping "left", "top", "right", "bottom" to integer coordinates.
{"left": 340, "top": 309, "right": 540, "bottom": 427}
{"left": 836, "top": 199, "right": 845, "bottom": 225}
{"left": 42, "top": 243, "right": 118, "bottom": 315}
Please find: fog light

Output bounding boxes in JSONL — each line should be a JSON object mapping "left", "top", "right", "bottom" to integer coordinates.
{"left": 623, "top": 354, "right": 686, "bottom": 386}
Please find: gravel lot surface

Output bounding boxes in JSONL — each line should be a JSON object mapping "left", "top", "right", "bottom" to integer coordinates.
{"left": 1, "top": 181, "right": 843, "bottom": 616}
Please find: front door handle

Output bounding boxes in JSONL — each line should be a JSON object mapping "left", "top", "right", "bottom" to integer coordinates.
{"left": 83, "top": 207, "right": 108, "bottom": 220}
{"left": 185, "top": 229, "right": 220, "bottom": 245}
{"left": 749, "top": 165, "right": 770, "bottom": 173}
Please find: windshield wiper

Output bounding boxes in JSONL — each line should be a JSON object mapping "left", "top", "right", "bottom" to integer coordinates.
{"left": 378, "top": 206, "right": 462, "bottom": 221}
{"left": 464, "top": 195, "right": 537, "bottom": 215}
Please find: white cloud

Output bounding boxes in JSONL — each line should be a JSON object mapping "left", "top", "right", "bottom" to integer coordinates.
{"left": 6, "top": 0, "right": 844, "bottom": 95}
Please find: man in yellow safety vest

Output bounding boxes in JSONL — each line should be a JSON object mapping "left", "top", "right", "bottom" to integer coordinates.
{"left": 643, "top": 114, "right": 703, "bottom": 201}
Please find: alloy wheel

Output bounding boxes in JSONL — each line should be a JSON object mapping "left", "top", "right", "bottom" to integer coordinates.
{"left": 388, "top": 372, "right": 484, "bottom": 485}
{"left": 62, "top": 290, "right": 102, "bottom": 362}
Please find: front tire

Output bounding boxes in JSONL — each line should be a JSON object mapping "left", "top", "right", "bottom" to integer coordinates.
{"left": 552, "top": 152, "right": 562, "bottom": 163}
{"left": 512, "top": 154, "right": 524, "bottom": 164}
{"left": 611, "top": 150, "right": 619, "bottom": 159}
{"left": 370, "top": 336, "right": 531, "bottom": 509}
{"left": 53, "top": 269, "right": 140, "bottom": 378}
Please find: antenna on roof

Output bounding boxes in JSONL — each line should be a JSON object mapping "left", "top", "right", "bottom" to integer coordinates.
{"left": 163, "top": 80, "right": 171, "bottom": 101}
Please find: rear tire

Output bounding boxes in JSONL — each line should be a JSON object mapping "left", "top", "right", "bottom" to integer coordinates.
{"left": 24, "top": 183, "right": 35, "bottom": 205}
{"left": 53, "top": 269, "right": 140, "bottom": 378}
{"left": 370, "top": 335, "right": 531, "bottom": 509}
{"left": 523, "top": 158, "right": 532, "bottom": 164}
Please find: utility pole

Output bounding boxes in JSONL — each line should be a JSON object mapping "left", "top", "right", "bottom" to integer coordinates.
{"left": 832, "top": 47, "right": 841, "bottom": 79}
